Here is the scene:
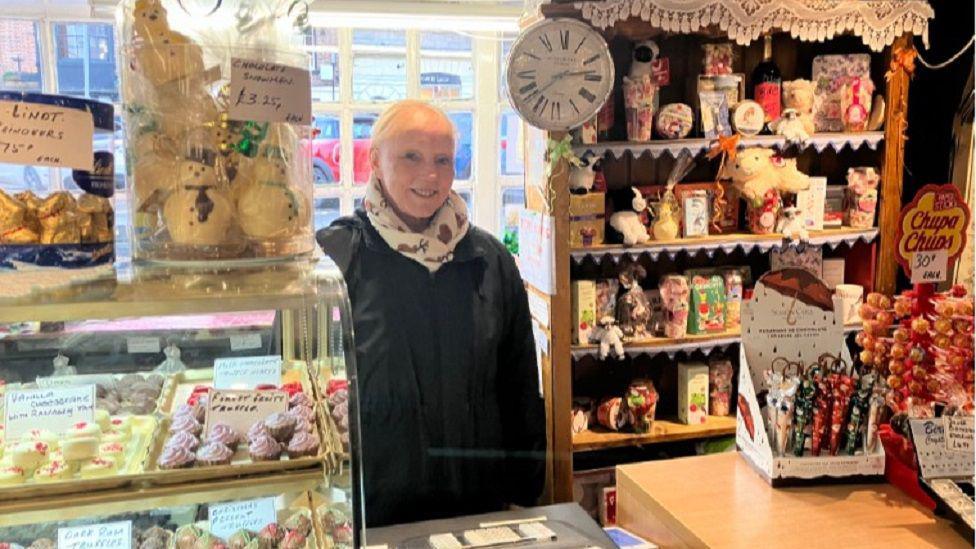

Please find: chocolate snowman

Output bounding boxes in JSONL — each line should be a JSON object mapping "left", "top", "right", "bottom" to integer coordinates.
{"left": 162, "top": 159, "right": 234, "bottom": 246}
{"left": 237, "top": 155, "right": 308, "bottom": 239}
{"left": 131, "top": 0, "right": 204, "bottom": 86}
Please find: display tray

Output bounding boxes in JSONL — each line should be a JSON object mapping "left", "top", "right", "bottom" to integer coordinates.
{"left": 572, "top": 415, "right": 737, "bottom": 452}
{"left": 144, "top": 367, "right": 327, "bottom": 483}
{"left": 0, "top": 415, "right": 156, "bottom": 500}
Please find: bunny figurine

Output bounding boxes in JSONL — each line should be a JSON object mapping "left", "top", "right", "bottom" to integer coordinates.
{"left": 609, "top": 187, "right": 650, "bottom": 246}
{"left": 616, "top": 263, "right": 651, "bottom": 340}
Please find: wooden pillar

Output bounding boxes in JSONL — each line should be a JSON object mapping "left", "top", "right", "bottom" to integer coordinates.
{"left": 876, "top": 34, "right": 913, "bottom": 294}
{"left": 547, "top": 131, "right": 574, "bottom": 503}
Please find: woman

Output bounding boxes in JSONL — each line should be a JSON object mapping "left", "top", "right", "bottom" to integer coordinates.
{"left": 317, "top": 100, "right": 546, "bottom": 527}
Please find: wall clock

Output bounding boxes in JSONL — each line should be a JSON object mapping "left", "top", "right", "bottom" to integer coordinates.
{"left": 505, "top": 18, "right": 614, "bottom": 132}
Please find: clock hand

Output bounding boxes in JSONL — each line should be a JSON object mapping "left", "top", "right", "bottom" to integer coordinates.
{"left": 538, "top": 70, "right": 570, "bottom": 94}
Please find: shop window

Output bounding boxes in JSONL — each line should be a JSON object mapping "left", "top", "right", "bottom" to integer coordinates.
{"left": 312, "top": 114, "right": 341, "bottom": 186}
{"left": 53, "top": 22, "right": 118, "bottom": 103}
{"left": 499, "top": 110, "right": 524, "bottom": 176}
{"left": 0, "top": 19, "right": 43, "bottom": 92}
{"left": 500, "top": 187, "right": 524, "bottom": 252}
{"left": 314, "top": 197, "right": 341, "bottom": 229}
{"left": 420, "top": 32, "right": 473, "bottom": 100}
{"left": 448, "top": 111, "right": 474, "bottom": 181}
{"left": 352, "top": 112, "right": 379, "bottom": 185}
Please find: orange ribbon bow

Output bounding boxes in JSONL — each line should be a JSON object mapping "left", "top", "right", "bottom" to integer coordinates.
{"left": 707, "top": 134, "right": 740, "bottom": 162}
{"left": 886, "top": 46, "right": 917, "bottom": 82}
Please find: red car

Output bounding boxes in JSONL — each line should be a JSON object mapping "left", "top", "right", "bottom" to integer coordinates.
{"left": 311, "top": 115, "right": 376, "bottom": 184}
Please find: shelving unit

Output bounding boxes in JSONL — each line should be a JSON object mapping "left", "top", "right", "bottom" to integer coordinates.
{"left": 574, "top": 131, "right": 884, "bottom": 160}
{"left": 519, "top": 0, "right": 928, "bottom": 503}
{"left": 572, "top": 416, "right": 738, "bottom": 452}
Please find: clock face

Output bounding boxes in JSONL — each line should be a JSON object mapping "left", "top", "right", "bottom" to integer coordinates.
{"left": 506, "top": 18, "right": 614, "bottom": 132}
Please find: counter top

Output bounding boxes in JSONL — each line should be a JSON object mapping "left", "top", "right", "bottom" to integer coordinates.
{"left": 616, "top": 452, "right": 969, "bottom": 548}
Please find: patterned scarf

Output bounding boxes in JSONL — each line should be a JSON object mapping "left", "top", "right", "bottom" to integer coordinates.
{"left": 363, "top": 175, "right": 470, "bottom": 272}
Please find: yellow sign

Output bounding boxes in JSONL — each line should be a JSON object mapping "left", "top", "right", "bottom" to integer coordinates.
{"left": 896, "top": 184, "right": 970, "bottom": 276}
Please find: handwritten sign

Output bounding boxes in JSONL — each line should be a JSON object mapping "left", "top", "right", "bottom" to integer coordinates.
{"left": 945, "top": 415, "right": 974, "bottom": 453}
{"left": 909, "top": 418, "right": 975, "bottom": 479}
{"left": 518, "top": 210, "right": 555, "bottom": 295}
{"left": 910, "top": 250, "right": 948, "bottom": 284}
{"left": 229, "top": 58, "right": 311, "bottom": 125}
{"left": 209, "top": 497, "right": 277, "bottom": 540}
{"left": 896, "top": 184, "right": 970, "bottom": 279}
{"left": 126, "top": 336, "right": 160, "bottom": 354}
{"left": 37, "top": 373, "right": 115, "bottom": 389}
{"left": 204, "top": 389, "right": 287, "bottom": 439}
{"left": 0, "top": 100, "right": 94, "bottom": 170}
{"left": 58, "top": 521, "right": 132, "bottom": 549}
{"left": 230, "top": 333, "right": 263, "bottom": 351}
{"left": 213, "top": 355, "right": 282, "bottom": 390}
{"left": 4, "top": 385, "right": 95, "bottom": 440}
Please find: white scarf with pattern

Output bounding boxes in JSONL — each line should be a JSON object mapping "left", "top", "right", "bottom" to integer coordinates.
{"left": 363, "top": 175, "right": 470, "bottom": 272}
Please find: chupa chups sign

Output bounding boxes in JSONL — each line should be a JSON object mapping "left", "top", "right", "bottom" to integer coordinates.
{"left": 895, "top": 184, "right": 970, "bottom": 283}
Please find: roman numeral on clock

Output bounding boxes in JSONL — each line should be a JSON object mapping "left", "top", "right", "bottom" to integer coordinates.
{"left": 575, "top": 37, "right": 587, "bottom": 54}
{"left": 559, "top": 30, "right": 570, "bottom": 50}
{"left": 539, "top": 33, "right": 552, "bottom": 52}
{"left": 533, "top": 95, "right": 549, "bottom": 114}
{"left": 584, "top": 73, "right": 602, "bottom": 82}
{"left": 516, "top": 70, "right": 536, "bottom": 80}
{"left": 583, "top": 53, "right": 600, "bottom": 65}
{"left": 519, "top": 81, "right": 537, "bottom": 94}
{"left": 523, "top": 89, "right": 540, "bottom": 103}
{"left": 579, "top": 87, "right": 596, "bottom": 103}
{"left": 550, "top": 101, "right": 561, "bottom": 120}
{"left": 569, "top": 99, "right": 580, "bottom": 114}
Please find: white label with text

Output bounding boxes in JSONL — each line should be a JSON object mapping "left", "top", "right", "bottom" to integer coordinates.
{"left": 5, "top": 385, "right": 95, "bottom": 440}
{"left": 58, "top": 521, "right": 132, "bottom": 549}
{"left": 911, "top": 250, "right": 948, "bottom": 284}
{"left": 126, "top": 336, "right": 160, "bottom": 354}
{"left": 209, "top": 497, "right": 277, "bottom": 539}
{"left": 945, "top": 415, "right": 974, "bottom": 454}
{"left": 213, "top": 355, "right": 282, "bottom": 390}
{"left": 0, "top": 100, "right": 94, "bottom": 170}
{"left": 230, "top": 333, "right": 263, "bottom": 351}
{"left": 229, "top": 58, "right": 311, "bottom": 125}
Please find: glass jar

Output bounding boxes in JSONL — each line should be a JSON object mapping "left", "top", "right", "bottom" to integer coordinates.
{"left": 119, "top": 0, "right": 314, "bottom": 263}
{"left": 0, "top": 92, "right": 115, "bottom": 268}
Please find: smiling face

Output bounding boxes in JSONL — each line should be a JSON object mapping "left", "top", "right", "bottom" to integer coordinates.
{"left": 370, "top": 105, "right": 455, "bottom": 229}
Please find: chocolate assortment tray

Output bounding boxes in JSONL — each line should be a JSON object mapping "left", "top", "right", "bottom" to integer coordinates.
{"left": 142, "top": 367, "right": 327, "bottom": 484}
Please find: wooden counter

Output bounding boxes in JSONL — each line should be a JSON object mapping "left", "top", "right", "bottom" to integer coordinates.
{"left": 617, "top": 453, "right": 969, "bottom": 548}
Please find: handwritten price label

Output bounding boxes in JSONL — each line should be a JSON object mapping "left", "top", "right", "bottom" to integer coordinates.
{"left": 0, "top": 100, "right": 94, "bottom": 170}
{"left": 228, "top": 58, "right": 311, "bottom": 125}
{"left": 213, "top": 355, "right": 281, "bottom": 390}
{"left": 58, "top": 521, "right": 132, "bottom": 549}
{"left": 209, "top": 497, "right": 277, "bottom": 539}
{"left": 910, "top": 250, "right": 948, "bottom": 284}
{"left": 4, "top": 385, "right": 95, "bottom": 440}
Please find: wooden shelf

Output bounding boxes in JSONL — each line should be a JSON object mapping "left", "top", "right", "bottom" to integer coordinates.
{"left": 570, "top": 228, "right": 878, "bottom": 264}
{"left": 573, "top": 131, "right": 884, "bottom": 160}
{"left": 572, "top": 415, "right": 737, "bottom": 452}
{"left": 572, "top": 324, "right": 861, "bottom": 359}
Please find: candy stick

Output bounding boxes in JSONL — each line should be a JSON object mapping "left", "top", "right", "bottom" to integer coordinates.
{"left": 829, "top": 373, "right": 855, "bottom": 456}
{"left": 792, "top": 369, "right": 818, "bottom": 456}
{"left": 865, "top": 386, "right": 885, "bottom": 453}
{"left": 843, "top": 375, "right": 874, "bottom": 455}
{"left": 775, "top": 376, "right": 799, "bottom": 456}
{"left": 764, "top": 369, "right": 785, "bottom": 447}
{"left": 810, "top": 371, "right": 831, "bottom": 456}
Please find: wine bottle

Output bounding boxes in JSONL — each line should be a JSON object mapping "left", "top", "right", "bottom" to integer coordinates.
{"left": 752, "top": 34, "right": 782, "bottom": 132}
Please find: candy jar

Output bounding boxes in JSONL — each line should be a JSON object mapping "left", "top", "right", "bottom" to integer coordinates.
{"left": 708, "top": 359, "right": 734, "bottom": 416}
{"left": 659, "top": 274, "right": 690, "bottom": 339}
{"left": 746, "top": 189, "right": 781, "bottom": 234}
{"left": 625, "top": 379, "right": 659, "bottom": 433}
{"left": 120, "top": 0, "right": 314, "bottom": 263}
{"left": 845, "top": 167, "right": 879, "bottom": 229}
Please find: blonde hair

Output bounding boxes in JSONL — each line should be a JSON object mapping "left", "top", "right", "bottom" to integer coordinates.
{"left": 370, "top": 100, "right": 457, "bottom": 150}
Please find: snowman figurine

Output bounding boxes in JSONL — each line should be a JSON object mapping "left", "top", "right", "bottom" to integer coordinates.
{"left": 236, "top": 149, "right": 309, "bottom": 239}
{"left": 162, "top": 157, "right": 235, "bottom": 246}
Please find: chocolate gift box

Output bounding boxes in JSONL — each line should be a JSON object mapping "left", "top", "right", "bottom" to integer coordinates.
{"left": 687, "top": 275, "right": 726, "bottom": 335}
{"left": 569, "top": 192, "right": 606, "bottom": 248}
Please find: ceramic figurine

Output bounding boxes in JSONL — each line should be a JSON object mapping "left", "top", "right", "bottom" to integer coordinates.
{"left": 591, "top": 316, "right": 625, "bottom": 360}
{"left": 651, "top": 192, "right": 680, "bottom": 240}
{"left": 775, "top": 206, "right": 809, "bottom": 242}
{"left": 568, "top": 152, "right": 601, "bottom": 194}
{"left": 628, "top": 40, "right": 660, "bottom": 80}
{"left": 616, "top": 263, "right": 651, "bottom": 340}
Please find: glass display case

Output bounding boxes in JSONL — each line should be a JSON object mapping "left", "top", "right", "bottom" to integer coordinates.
{"left": 0, "top": 258, "right": 359, "bottom": 548}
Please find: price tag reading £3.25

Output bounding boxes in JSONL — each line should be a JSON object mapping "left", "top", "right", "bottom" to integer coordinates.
{"left": 911, "top": 250, "right": 949, "bottom": 284}
{"left": 228, "top": 58, "right": 311, "bottom": 125}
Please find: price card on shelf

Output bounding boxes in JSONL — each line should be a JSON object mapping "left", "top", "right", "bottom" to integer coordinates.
{"left": 229, "top": 58, "right": 311, "bottom": 125}
{"left": 910, "top": 250, "right": 948, "bottom": 284}
{"left": 126, "top": 336, "right": 160, "bottom": 354}
{"left": 58, "top": 521, "right": 132, "bottom": 549}
{"left": 0, "top": 100, "right": 94, "bottom": 170}
{"left": 230, "top": 333, "right": 263, "bottom": 351}
{"left": 209, "top": 497, "right": 277, "bottom": 540}
{"left": 4, "top": 385, "right": 95, "bottom": 440}
{"left": 945, "top": 415, "right": 974, "bottom": 453}
{"left": 213, "top": 355, "right": 282, "bottom": 390}
{"left": 205, "top": 390, "right": 287, "bottom": 440}
{"left": 910, "top": 418, "right": 975, "bottom": 479}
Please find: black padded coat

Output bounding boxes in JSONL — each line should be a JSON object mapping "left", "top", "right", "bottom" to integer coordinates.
{"left": 316, "top": 210, "right": 546, "bottom": 527}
